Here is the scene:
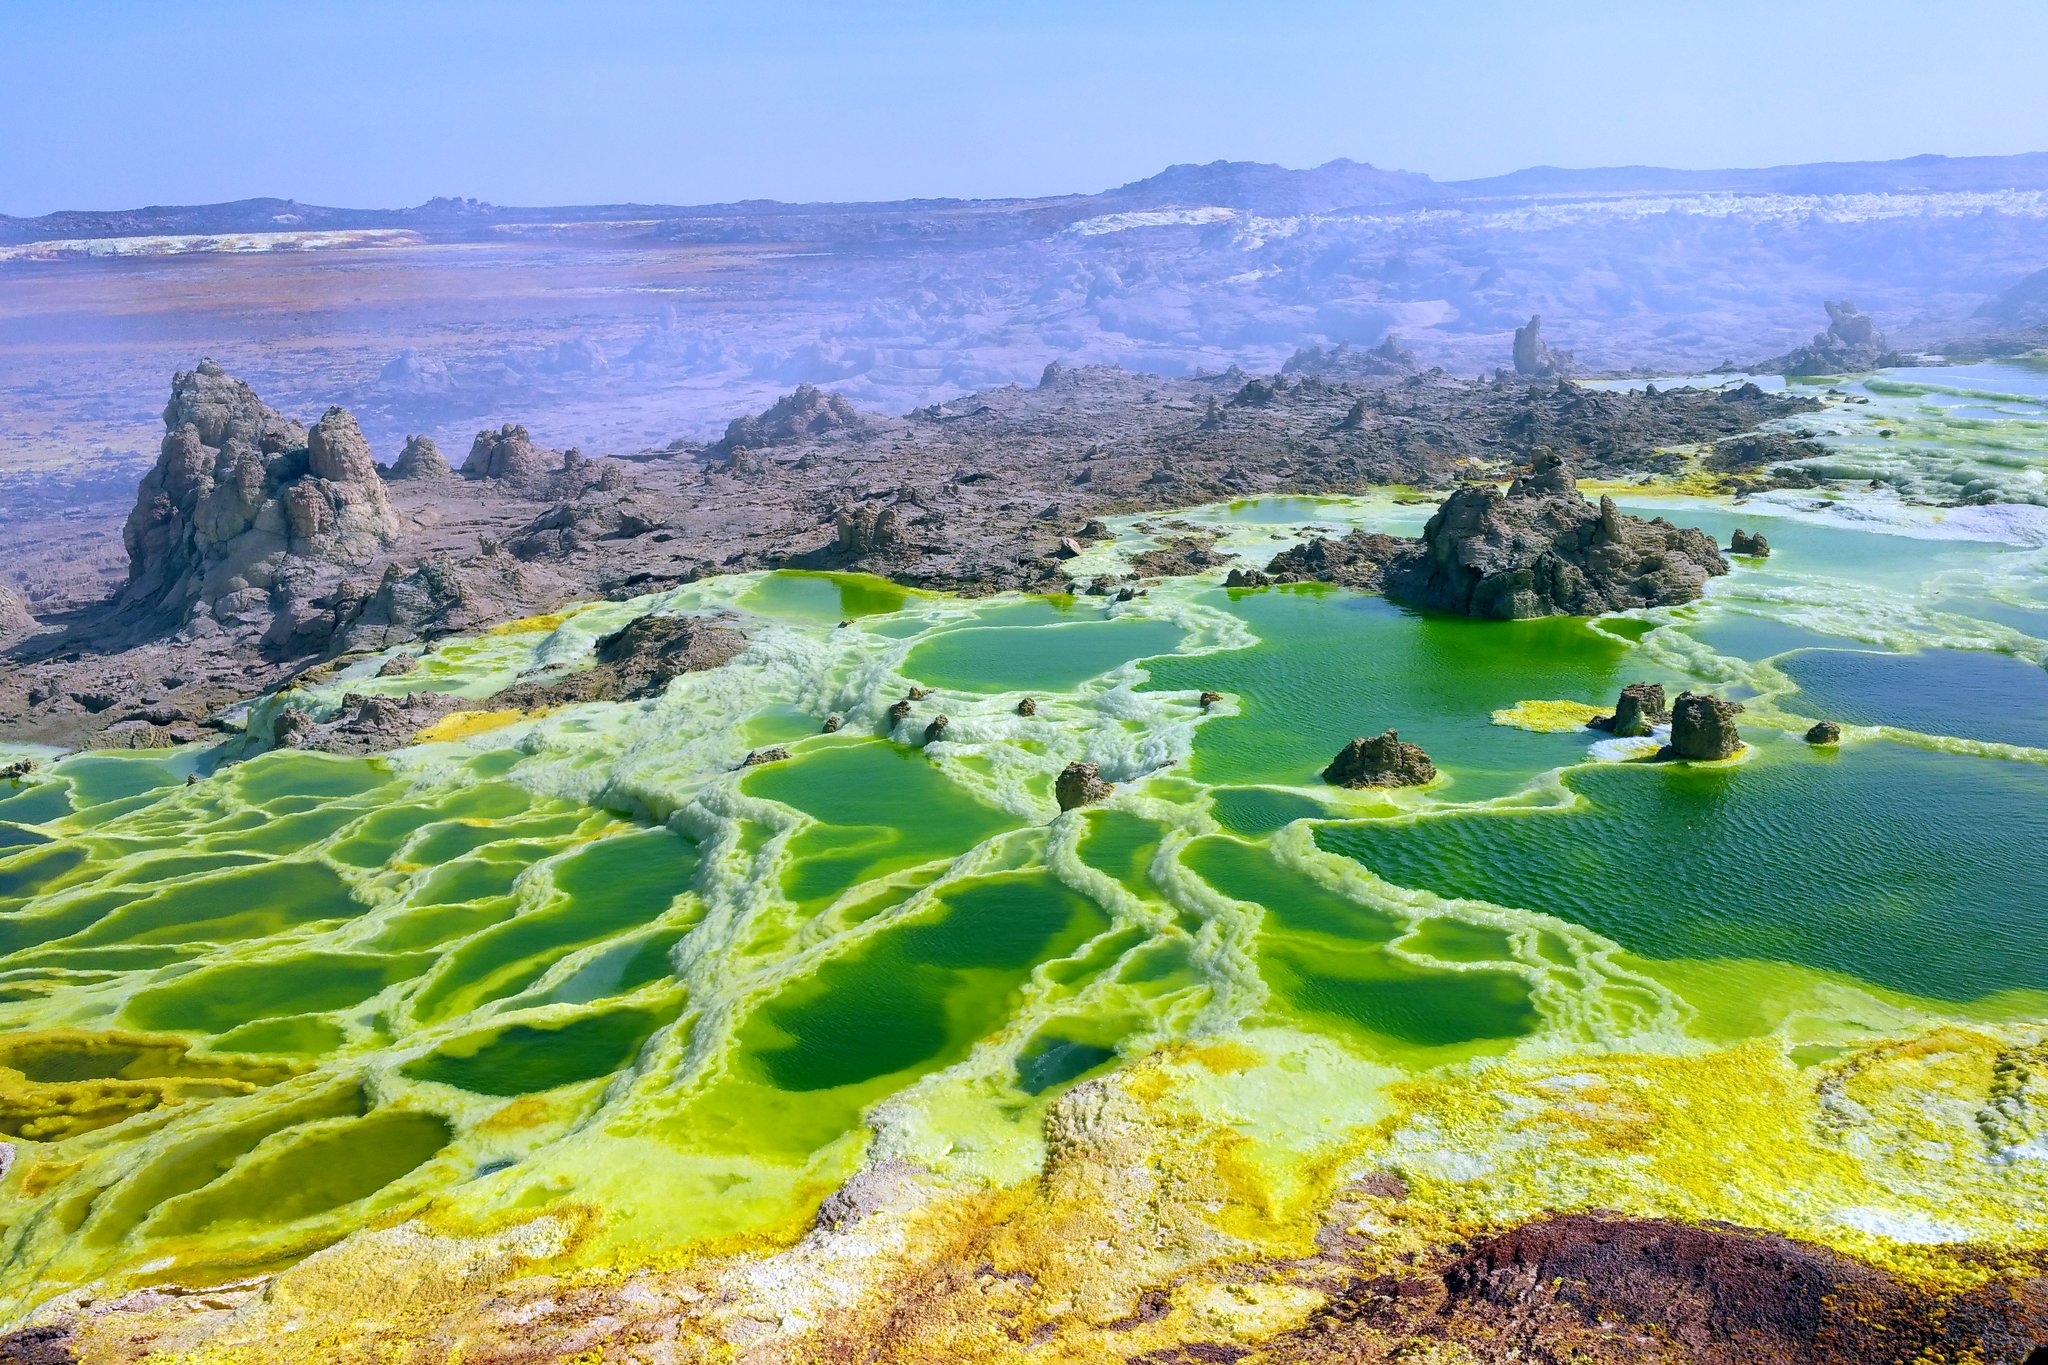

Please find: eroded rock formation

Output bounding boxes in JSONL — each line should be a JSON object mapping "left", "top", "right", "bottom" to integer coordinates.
{"left": 1055, "top": 761, "right": 1114, "bottom": 810}
{"left": 116, "top": 364, "right": 399, "bottom": 642}
{"left": 1591, "top": 682, "right": 1669, "bottom": 737}
{"left": 1283, "top": 332, "right": 1420, "bottom": 380}
{"left": 1730, "top": 528, "right": 1772, "bottom": 557}
{"left": 1806, "top": 719, "right": 1842, "bottom": 745}
{"left": 0, "top": 586, "right": 35, "bottom": 642}
{"left": 1513, "top": 314, "right": 1575, "bottom": 379}
{"left": 713, "top": 383, "right": 867, "bottom": 456}
{"left": 834, "top": 505, "right": 907, "bottom": 560}
{"left": 1772, "top": 300, "right": 1902, "bottom": 376}
{"left": 1322, "top": 730, "right": 1437, "bottom": 787}
{"left": 1661, "top": 691, "right": 1745, "bottom": 760}
{"left": 461, "top": 423, "right": 560, "bottom": 490}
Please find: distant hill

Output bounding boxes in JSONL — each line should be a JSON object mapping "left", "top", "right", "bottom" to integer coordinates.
{"left": 1096, "top": 158, "right": 1444, "bottom": 213}
{"left": 7, "top": 150, "right": 2048, "bottom": 247}
{"left": 1446, "top": 151, "right": 2048, "bottom": 198}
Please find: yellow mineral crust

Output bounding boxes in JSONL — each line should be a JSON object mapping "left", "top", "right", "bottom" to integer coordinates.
{"left": 1488, "top": 698, "right": 1607, "bottom": 732}
{"left": 0, "top": 1029, "right": 297, "bottom": 1141}
{"left": 411, "top": 708, "right": 535, "bottom": 744}
{"left": 37, "top": 1024, "right": 2048, "bottom": 1362}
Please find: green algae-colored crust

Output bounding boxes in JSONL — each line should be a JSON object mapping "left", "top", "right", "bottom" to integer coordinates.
{"left": 2, "top": 478, "right": 2047, "bottom": 1331}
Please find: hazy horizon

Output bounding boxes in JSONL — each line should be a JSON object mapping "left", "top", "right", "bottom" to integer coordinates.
{"left": 5, "top": 0, "right": 2048, "bottom": 216}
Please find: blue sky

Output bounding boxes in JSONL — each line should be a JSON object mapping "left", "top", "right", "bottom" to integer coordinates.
{"left": 3, "top": 0, "right": 2045, "bottom": 213}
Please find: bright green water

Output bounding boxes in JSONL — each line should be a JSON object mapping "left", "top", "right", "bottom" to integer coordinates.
{"left": 2, "top": 482, "right": 2046, "bottom": 1309}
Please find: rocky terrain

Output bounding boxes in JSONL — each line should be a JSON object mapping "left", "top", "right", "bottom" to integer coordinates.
{"left": 0, "top": 356, "right": 1817, "bottom": 750}
{"left": 5, "top": 150, "right": 2047, "bottom": 504}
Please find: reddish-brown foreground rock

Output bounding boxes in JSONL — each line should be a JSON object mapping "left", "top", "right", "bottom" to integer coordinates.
{"left": 7, "top": 1212, "right": 2042, "bottom": 1364}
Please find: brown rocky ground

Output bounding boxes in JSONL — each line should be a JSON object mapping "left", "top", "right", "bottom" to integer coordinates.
{"left": 0, "top": 361, "right": 1815, "bottom": 752}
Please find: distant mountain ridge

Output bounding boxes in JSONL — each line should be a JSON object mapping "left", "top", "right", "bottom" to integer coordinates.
{"left": 6, "top": 150, "right": 2047, "bottom": 246}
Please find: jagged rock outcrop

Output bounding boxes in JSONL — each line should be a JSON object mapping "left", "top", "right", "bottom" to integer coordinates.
{"left": 1772, "top": 301, "right": 1902, "bottom": 376}
{"left": 1055, "top": 761, "right": 1115, "bottom": 810}
{"left": 1806, "top": 719, "right": 1842, "bottom": 745}
{"left": 741, "top": 746, "right": 790, "bottom": 766}
{"left": 713, "top": 384, "right": 866, "bottom": 456}
{"left": 388, "top": 434, "right": 452, "bottom": 480}
{"left": 1265, "top": 455, "right": 1726, "bottom": 618}
{"left": 462, "top": 424, "right": 561, "bottom": 490}
{"left": 1322, "top": 730, "right": 1437, "bottom": 787}
{"left": 922, "top": 715, "right": 951, "bottom": 743}
{"left": 1513, "top": 315, "right": 1575, "bottom": 379}
{"left": 1660, "top": 691, "right": 1744, "bottom": 760}
{"left": 1223, "top": 567, "right": 1271, "bottom": 588}
{"left": 115, "top": 364, "right": 399, "bottom": 638}
{"left": 1017, "top": 696, "right": 1038, "bottom": 716}
{"left": 489, "top": 614, "right": 745, "bottom": 709}
{"left": 1729, "top": 528, "right": 1772, "bottom": 557}
{"left": 1407, "top": 456, "right": 1724, "bottom": 616}
{"left": 1590, "top": 682, "right": 1669, "bottom": 737}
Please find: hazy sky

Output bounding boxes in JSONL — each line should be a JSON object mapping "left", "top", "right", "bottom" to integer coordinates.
{"left": 4, "top": 0, "right": 2046, "bottom": 214}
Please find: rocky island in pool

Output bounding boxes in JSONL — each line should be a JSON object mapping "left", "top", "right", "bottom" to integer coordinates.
{"left": 3, "top": 339, "right": 2047, "bottom": 1361}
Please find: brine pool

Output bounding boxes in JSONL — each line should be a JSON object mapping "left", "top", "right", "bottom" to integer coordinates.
{"left": 3, "top": 478, "right": 2048, "bottom": 1312}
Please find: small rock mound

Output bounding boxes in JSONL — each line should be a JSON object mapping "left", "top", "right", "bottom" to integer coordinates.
{"left": 1322, "top": 730, "right": 1437, "bottom": 788}
{"left": 1730, "top": 528, "right": 1772, "bottom": 557}
{"left": 1659, "top": 691, "right": 1745, "bottom": 761}
{"left": 490, "top": 614, "right": 746, "bottom": 708}
{"left": 714, "top": 384, "right": 868, "bottom": 456}
{"left": 1017, "top": 696, "right": 1038, "bottom": 716}
{"left": 742, "top": 746, "right": 791, "bottom": 766}
{"left": 1262, "top": 528, "right": 1409, "bottom": 591}
{"left": 388, "top": 434, "right": 452, "bottom": 480}
{"left": 1055, "top": 761, "right": 1115, "bottom": 811}
{"left": 922, "top": 715, "right": 950, "bottom": 743}
{"left": 1590, "top": 682, "right": 1669, "bottom": 738}
{"left": 1283, "top": 333, "right": 1419, "bottom": 380}
{"left": 462, "top": 423, "right": 560, "bottom": 490}
{"left": 1806, "top": 719, "right": 1842, "bottom": 745}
